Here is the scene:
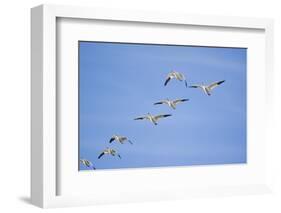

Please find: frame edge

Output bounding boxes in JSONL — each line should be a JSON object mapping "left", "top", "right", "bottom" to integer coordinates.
{"left": 31, "top": 5, "right": 44, "bottom": 208}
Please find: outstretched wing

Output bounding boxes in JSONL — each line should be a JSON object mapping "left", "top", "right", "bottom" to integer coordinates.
{"left": 175, "top": 72, "right": 185, "bottom": 80}
{"left": 184, "top": 80, "right": 187, "bottom": 87}
{"left": 119, "top": 136, "right": 127, "bottom": 142}
{"left": 154, "top": 100, "right": 167, "bottom": 105}
{"left": 128, "top": 140, "right": 133, "bottom": 145}
{"left": 154, "top": 114, "right": 172, "bottom": 121}
{"left": 189, "top": 84, "right": 201, "bottom": 88}
{"left": 208, "top": 80, "right": 225, "bottom": 90}
{"left": 174, "top": 99, "right": 189, "bottom": 105}
{"left": 164, "top": 77, "right": 171, "bottom": 86}
{"left": 109, "top": 137, "right": 115, "bottom": 143}
{"left": 134, "top": 116, "right": 146, "bottom": 120}
{"left": 98, "top": 152, "right": 105, "bottom": 159}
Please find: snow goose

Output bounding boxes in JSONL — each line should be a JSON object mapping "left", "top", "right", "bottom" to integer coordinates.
{"left": 164, "top": 71, "right": 187, "bottom": 87}
{"left": 189, "top": 80, "right": 225, "bottom": 96}
{"left": 80, "top": 159, "right": 96, "bottom": 170}
{"left": 98, "top": 148, "right": 121, "bottom": 159}
{"left": 134, "top": 113, "right": 172, "bottom": 125}
{"left": 109, "top": 135, "right": 133, "bottom": 145}
{"left": 154, "top": 98, "right": 189, "bottom": 109}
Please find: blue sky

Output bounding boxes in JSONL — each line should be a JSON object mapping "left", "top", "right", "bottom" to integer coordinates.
{"left": 79, "top": 41, "right": 247, "bottom": 170}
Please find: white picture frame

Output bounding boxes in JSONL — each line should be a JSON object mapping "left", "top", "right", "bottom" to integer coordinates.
{"left": 31, "top": 4, "right": 274, "bottom": 208}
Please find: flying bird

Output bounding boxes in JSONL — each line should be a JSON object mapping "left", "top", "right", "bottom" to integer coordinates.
{"left": 109, "top": 135, "right": 133, "bottom": 145}
{"left": 79, "top": 159, "right": 96, "bottom": 170}
{"left": 189, "top": 80, "right": 225, "bottom": 96}
{"left": 134, "top": 113, "right": 172, "bottom": 125}
{"left": 98, "top": 148, "right": 121, "bottom": 159}
{"left": 154, "top": 98, "right": 189, "bottom": 110}
{"left": 164, "top": 71, "right": 187, "bottom": 87}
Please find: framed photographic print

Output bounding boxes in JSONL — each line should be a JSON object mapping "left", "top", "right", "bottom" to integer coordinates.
{"left": 78, "top": 41, "right": 246, "bottom": 170}
{"left": 31, "top": 4, "right": 274, "bottom": 208}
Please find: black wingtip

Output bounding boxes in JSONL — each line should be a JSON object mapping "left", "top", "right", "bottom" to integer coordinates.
{"left": 218, "top": 80, "right": 225, "bottom": 85}
{"left": 164, "top": 77, "right": 171, "bottom": 86}
{"left": 161, "top": 114, "right": 172, "bottom": 118}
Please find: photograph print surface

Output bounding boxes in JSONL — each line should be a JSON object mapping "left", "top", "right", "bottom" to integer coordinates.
{"left": 79, "top": 41, "right": 247, "bottom": 171}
